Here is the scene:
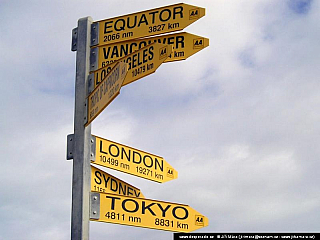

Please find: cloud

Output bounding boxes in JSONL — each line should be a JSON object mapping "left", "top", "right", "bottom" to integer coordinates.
{"left": 1, "top": 0, "right": 320, "bottom": 239}
{"left": 288, "top": 0, "right": 313, "bottom": 14}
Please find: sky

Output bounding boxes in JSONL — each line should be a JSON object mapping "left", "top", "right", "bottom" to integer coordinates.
{"left": 0, "top": 0, "right": 319, "bottom": 239}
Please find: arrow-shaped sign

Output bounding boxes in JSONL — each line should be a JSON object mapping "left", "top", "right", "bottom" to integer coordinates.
{"left": 90, "top": 42, "right": 172, "bottom": 87}
{"left": 94, "top": 32, "right": 209, "bottom": 64}
{"left": 90, "top": 192, "right": 208, "bottom": 233}
{"left": 91, "top": 165, "right": 145, "bottom": 198}
{"left": 86, "top": 62, "right": 128, "bottom": 126}
{"left": 91, "top": 135, "right": 178, "bottom": 183}
{"left": 91, "top": 3, "right": 205, "bottom": 46}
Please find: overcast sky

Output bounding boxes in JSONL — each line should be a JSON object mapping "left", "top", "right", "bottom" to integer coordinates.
{"left": 0, "top": 0, "right": 319, "bottom": 239}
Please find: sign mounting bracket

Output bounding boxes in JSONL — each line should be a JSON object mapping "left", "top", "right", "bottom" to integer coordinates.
{"left": 90, "top": 47, "right": 99, "bottom": 72}
{"left": 91, "top": 22, "right": 99, "bottom": 47}
{"left": 71, "top": 28, "right": 78, "bottom": 52}
{"left": 90, "top": 135, "right": 96, "bottom": 162}
{"left": 90, "top": 192, "right": 100, "bottom": 220}
{"left": 66, "top": 134, "right": 75, "bottom": 160}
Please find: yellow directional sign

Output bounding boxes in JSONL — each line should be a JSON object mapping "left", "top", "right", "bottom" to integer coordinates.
{"left": 91, "top": 135, "right": 178, "bottom": 183}
{"left": 90, "top": 193, "right": 209, "bottom": 233}
{"left": 91, "top": 166, "right": 145, "bottom": 198}
{"left": 91, "top": 42, "right": 172, "bottom": 88}
{"left": 91, "top": 3, "right": 205, "bottom": 46}
{"left": 86, "top": 62, "right": 128, "bottom": 126}
{"left": 95, "top": 32, "right": 209, "bottom": 64}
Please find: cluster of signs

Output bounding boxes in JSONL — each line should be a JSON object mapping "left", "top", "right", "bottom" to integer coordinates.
{"left": 70, "top": 3, "right": 209, "bottom": 233}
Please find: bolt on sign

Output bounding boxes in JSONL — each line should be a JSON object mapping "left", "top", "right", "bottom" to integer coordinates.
{"left": 90, "top": 42, "right": 172, "bottom": 88}
{"left": 90, "top": 193, "right": 208, "bottom": 233}
{"left": 86, "top": 62, "right": 128, "bottom": 126}
{"left": 90, "top": 135, "right": 178, "bottom": 183}
{"left": 94, "top": 32, "right": 209, "bottom": 65}
{"left": 91, "top": 3, "right": 205, "bottom": 46}
{"left": 91, "top": 165, "right": 145, "bottom": 198}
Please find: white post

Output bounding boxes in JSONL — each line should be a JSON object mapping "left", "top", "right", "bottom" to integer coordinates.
{"left": 71, "top": 16, "right": 92, "bottom": 240}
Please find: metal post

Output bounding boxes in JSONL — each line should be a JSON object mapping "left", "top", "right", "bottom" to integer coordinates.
{"left": 71, "top": 16, "right": 92, "bottom": 240}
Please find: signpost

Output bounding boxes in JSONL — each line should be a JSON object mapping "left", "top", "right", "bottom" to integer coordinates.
{"left": 69, "top": 3, "right": 209, "bottom": 239}
{"left": 70, "top": 17, "right": 92, "bottom": 240}
{"left": 86, "top": 62, "right": 128, "bottom": 126}
{"left": 90, "top": 192, "right": 208, "bottom": 233}
{"left": 91, "top": 3, "right": 205, "bottom": 46}
{"left": 90, "top": 42, "right": 172, "bottom": 87}
{"left": 91, "top": 165, "right": 145, "bottom": 198}
{"left": 91, "top": 135, "right": 178, "bottom": 183}
{"left": 93, "top": 32, "right": 209, "bottom": 65}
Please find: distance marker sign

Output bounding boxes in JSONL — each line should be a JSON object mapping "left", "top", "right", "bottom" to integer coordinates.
{"left": 95, "top": 32, "right": 209, "bottom": 64}
{"left": 91, "top": 3, "right": 205, "bottom": 46}
{"left": 91, "top": 135, "right": 178, "bottom": 183}
{"left": 90, "top": 42, "right": 172, "bottom": 88}
{"left": 91, "top": 165, "right": 145, "bottom": 198}
{"left": 90, "top": 192, "right": 208, "bottom": 233}
{"left": 86, "top": 62, "right": 128, "bottom": 126}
